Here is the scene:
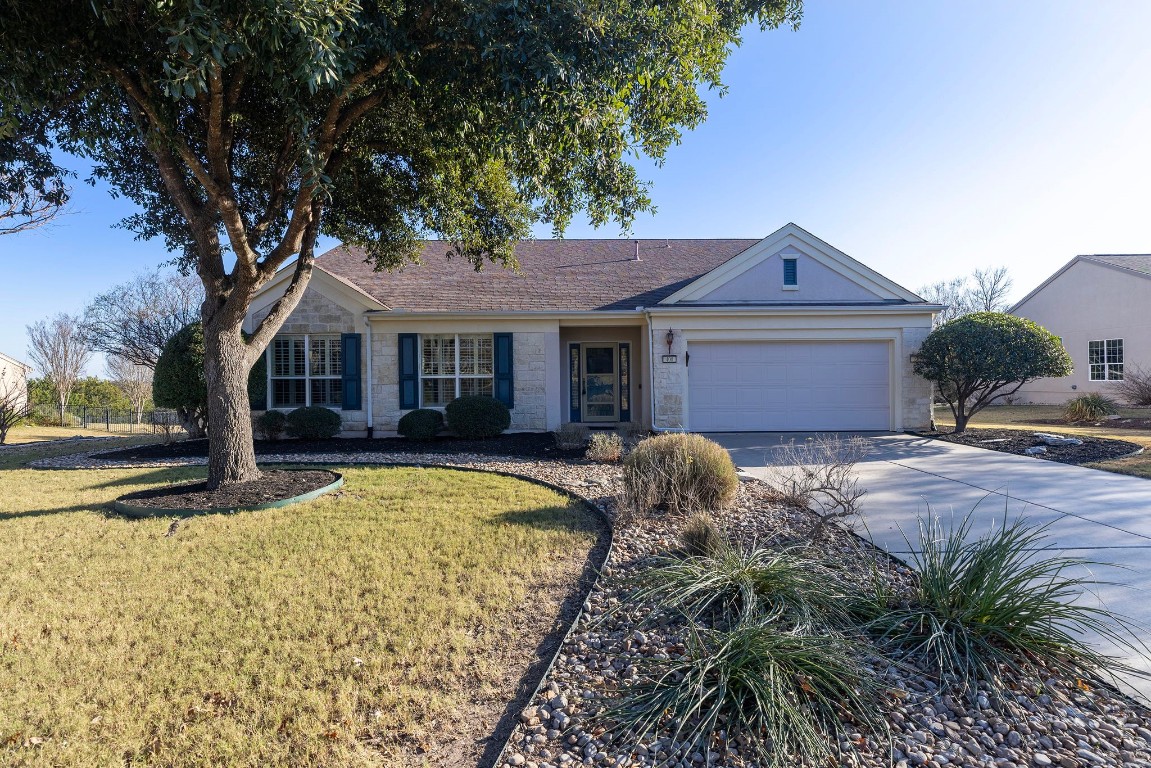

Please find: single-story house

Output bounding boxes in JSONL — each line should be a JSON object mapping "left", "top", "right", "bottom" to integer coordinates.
{"left": 0, "top": 351, "right": 32, "bottom": 411}
{"left": 1009, "top": 254, "right": 1151, "bottom": 405}
{"left": 246, "top": 223, "right": 939, "bottom": 435}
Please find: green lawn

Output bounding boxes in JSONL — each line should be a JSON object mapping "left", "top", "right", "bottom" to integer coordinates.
{"left": 0, "top": 442, "right": 598, "bottom": 766}
{"left": 935, "top": 404, "right": 1151, "bottom": 479}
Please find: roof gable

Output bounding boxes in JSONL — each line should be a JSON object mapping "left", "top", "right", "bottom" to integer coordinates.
{"left": 1010, "top": 254, "right": 1151, "bottom": 314}
{"left": 659, "top": 223, "right": 923, "bottom": 305}
{"left": 0, "top": 352, "right": 32, "bottom": 371}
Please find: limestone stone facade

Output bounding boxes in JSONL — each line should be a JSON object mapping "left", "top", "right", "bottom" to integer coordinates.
{"left": 900, "top": 326, "right": 934, "bottom": 431}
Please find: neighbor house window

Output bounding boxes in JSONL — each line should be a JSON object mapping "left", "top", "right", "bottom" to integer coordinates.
{"left": 1088, "top": 338, "right": 1123, "bottom": 381}
{"left": 271, "top": 335, "right": 343, "bottom": 407}
{"left": 783, "top": 257, "right": 798, "bottom": 286}
{"left": 420, "top": 334, "right": 493, "bottom": 407}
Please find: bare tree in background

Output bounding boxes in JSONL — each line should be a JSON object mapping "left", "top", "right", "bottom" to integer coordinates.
{"left": 80, "top": 268, "right": 203, "bottom": 369}
{"left": 0, "top": 365, "right": 31, "bottom": 444}
{"left": 970, "top": 266, "right": 1014, "bottom": 313}
{"left": 0, "top": 181, "right": 67, "bottom": 235}
{"left": 107, "top": 355, "right": 153, "bottom": 424}
{"left": 919, "top": 266, "right": 1013, "bottom": 325}
{"left": 26, "top": 314, "right": 93, "bottom": 425}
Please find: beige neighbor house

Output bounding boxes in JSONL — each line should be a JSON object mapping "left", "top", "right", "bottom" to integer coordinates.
{"left": 245, "top": 223, "right": 940, "bottom": 436}
{"left": 1010, "top": 254, "right": 1151, "bottom": 405}
{"left": 0, "top": 351, "right": 32, "bottom": 412}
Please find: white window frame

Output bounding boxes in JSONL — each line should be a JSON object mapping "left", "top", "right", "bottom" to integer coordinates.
{"left": 1088, "top": 338, "right": 1124, "bottom": 381}
{"left": 419, "top": 333, "right": 494, "bottom": 408}
{"left": 268, "top": 334, "right": 343, "bottom": 409}
{"left": 782, "top": 257, "right": 799, "bottom": 290}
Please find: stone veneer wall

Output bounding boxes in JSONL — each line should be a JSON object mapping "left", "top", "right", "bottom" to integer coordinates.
{"left": 371, "top": 329, "right": 548, "bottom": 434}
{"left": 652, "top": 330, "right": 688, "bottom": 429}
{"left": 901, "top": 326, "right": 934, "bottom": 431}
{"left": 252, "top": 290, "right": 368, "bottom": 434}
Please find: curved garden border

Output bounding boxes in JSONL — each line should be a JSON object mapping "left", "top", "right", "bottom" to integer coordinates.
{"left": 111, "top": 471, "right": 345, "bottom": 517}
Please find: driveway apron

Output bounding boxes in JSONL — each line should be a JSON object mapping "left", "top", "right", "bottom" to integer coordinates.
{"left": 710, "top": 431, "right": 1151, "bottom": 699}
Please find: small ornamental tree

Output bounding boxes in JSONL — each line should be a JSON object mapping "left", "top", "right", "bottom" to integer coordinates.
{"left": 913, "top": 312, "right": 1072, "bottom": 433}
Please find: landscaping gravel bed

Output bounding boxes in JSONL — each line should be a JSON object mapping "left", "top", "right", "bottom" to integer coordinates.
{"left": 928, "top": 428, "right": 1142, "bottom": 465}
{"left": 32, "top": 445, "right": 1151, "bottom": 768}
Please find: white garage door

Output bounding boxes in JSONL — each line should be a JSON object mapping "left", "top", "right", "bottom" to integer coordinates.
{"left": 687, "top": 341, "right": 891, "bottom": 431}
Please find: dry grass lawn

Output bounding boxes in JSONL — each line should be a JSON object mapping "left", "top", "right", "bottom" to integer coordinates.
{"left": 0, "top": 441, "right": 599, "bottom": 766}
{"left": 2, "top": 423, "right": 140, "bottom": 444}
{"left": 935, "top": 404, "right": 1151, "bottom": 479}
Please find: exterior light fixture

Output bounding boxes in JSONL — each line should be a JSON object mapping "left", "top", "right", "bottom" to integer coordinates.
{"left": 665, "top": 329, "right": 675, "bottom": 354}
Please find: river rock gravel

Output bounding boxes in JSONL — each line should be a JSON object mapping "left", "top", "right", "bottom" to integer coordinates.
{"left": 33, "top": 445, "right": 1151, "bottom": 768}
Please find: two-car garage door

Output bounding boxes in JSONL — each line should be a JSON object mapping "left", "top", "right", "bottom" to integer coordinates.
{"left": 687, "top": 341, "right": 891, "bottom": 431}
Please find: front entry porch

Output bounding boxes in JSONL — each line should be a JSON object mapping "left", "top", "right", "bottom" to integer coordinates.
{"left": 560, "top": 325, "right": 647, "bottom": 426}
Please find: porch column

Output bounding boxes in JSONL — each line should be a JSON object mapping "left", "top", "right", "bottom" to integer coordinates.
{"left": 544, "top": 329, "right": 563, "bottom": 430}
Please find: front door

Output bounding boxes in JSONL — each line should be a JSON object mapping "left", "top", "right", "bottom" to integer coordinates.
{"left": 582, "top": 344, "right": 619, "bottom": 422}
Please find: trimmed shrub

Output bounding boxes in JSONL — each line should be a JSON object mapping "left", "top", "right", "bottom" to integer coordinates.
{"left": 553, "top": 422, "right": 590, "bottom": 450}
{"left": 398, "top": 408, "right": 444, "bottom": 440}
{"left": 445, "top": 395, "right": 510, "bottom": 439}
{"left": 255, "top": 410, "right": 287, "bottom": 440}
{"left": 585, "top": 432, "right": 623, "bottom": 463}
{"left": 1063, "top": 392, "right": 1118, "bottom": 422}
{"left": 622, "top": 432, "right": 739, "bottom": 515}
{"left": 285, "top": 406, "right": 342, "bottom": 439}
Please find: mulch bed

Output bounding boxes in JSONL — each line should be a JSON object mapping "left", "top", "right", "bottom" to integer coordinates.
{"left": 115, "top": 469, "right": 340, "bottom": 510}
{"left": 927, "top": 427, "right": 1142, "bottom": 464}
{"left": 99, "top": 433, "right": 584, "bottom": 462}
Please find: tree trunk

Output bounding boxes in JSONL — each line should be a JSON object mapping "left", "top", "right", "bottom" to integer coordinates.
{"left": 952, "top": 410, "right": 969, "bottom": 434}
{"left": 202, "top": 319, "right": 260, "bottom": 489}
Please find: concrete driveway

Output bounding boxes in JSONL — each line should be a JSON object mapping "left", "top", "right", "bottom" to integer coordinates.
{"left": 710, "top": 432, "right": 1151, "bottom": 696}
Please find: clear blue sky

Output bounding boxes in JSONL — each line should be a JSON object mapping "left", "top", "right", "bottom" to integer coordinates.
{"left": 3, "top": 0, "right": 1151, "bottom": 373}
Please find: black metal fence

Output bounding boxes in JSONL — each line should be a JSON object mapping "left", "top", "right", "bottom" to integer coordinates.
{"left": 29, "top": 404, "right": 186, "bottom": 435}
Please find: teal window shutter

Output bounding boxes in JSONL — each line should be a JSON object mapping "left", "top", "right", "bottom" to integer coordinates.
{"left": 494, "top": 333, "right": 514, "bottom": 408}
{"left": 569, "top": 343, "right": 581, "bottom": 422}
{"left": 340, "top": 333, "right": 362, "bottom": 410}
{"left": 618, "top": 342, "right": 631, "bottom": 423}
{"left": 398, "top": 334, "right": 418, "bottom": 409}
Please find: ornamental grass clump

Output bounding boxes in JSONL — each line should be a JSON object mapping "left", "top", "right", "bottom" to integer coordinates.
{"left": 1063, "top": 392, "right": 1119, "bottom": 422}
{"left": 585, "top": 431, "right": 623, "bottom": 463}
{"left": 626, "top": 541, "right": 854, "bottom": 630}
{"left": 679, "top": 512, "right": 725, "bottom": 558}
{"left": 605, "top": 617, "right": 885, "bottom": 768}
{"left": 622, "top": 433, "right": 739, "bottom": 516}
{"left": 867, "top": 509, "right": 1146, "bottom": 697}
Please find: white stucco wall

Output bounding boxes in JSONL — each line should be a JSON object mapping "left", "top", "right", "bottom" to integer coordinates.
{"left": 647, "top": 309, "right": 935, "bottom": 432}
{"left": 698, "top": 245, "right": 885, "bottom": 303}
{"left": 1012, "top": 260, "right": 1151, "bottom": 404}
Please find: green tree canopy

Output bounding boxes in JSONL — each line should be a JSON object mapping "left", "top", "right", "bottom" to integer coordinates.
{"left": 913, "top": 312, "right": 1072, "bottom": 433}
{"left": 27, "top": 376, "right": 131, "bottom": 410}
{"left": 1, "top": 0, "right": 802, "bottom": 487}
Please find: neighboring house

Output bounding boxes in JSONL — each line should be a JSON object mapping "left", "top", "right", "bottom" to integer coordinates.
{"left": 0, "top": 351, "right": 32, "bottom": 412}
{"left": 245, "top": 223, "right": 939, "bottom": 435}
{"left": 1010, "top": 254, "right": 1151, "bottom": 405}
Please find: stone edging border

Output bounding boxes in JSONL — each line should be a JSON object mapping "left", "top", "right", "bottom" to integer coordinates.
{"left": 110, "top": 471, "right": 345, "bottom": 517}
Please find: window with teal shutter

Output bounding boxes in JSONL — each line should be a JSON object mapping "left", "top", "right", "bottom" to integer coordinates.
{"left": 493, "top": 333, "right": 514, "bottom": 408}
{"left": 783, "top": 257, "right": 798, "bottom": 286}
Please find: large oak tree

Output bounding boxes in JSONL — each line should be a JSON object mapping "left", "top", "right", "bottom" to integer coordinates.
{"left": 1, "top": 0, "right": 801, "bottom": 488}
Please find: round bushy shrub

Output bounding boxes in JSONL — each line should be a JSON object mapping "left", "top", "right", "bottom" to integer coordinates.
{"left": 445, "top": 395, "right": 510, "bottom": 439}
{"left": 398, "top": 408, "right": 444, "bottom": 440}
{"left": 255, "top": 410, "right": 287, "bottom": 440}
{"left": 623, "top": 433, "right": 739, "bottom": 515}
{"left": 285, "top": 406, "right": 342, "bottom": 439}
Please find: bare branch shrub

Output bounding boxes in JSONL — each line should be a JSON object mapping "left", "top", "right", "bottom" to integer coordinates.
{"left": 761, "top": 436, "right": 873, "bottom": 539}
{"left": 553, "top": 422, "right": 590, "bottom": 450}
{"left": 0, "top": 367, "right": 31, "bottom": 444}
{"left": 585, "top": 432, "right": 623, "bottom": 463}
{"left": 1114, "top": 366, "right": 1151, "bottom": 407}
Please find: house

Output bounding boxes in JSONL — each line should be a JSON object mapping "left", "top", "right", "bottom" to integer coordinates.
{"left": 245, "top": 223, "right": 939, "bottom": 435}
{"left": 0, "top": 352, "right": 32, "bottom": 412}
{"left": 1009, "top": 254, "right": 1151, "bottom": 404}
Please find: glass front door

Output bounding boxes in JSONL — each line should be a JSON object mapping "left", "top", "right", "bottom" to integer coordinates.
{"left": 582, "top": 344, "right": 619, "bottom": 422}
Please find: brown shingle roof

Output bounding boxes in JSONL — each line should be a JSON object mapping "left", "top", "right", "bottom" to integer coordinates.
{"left": 318, "top": 239, "right": 759, "bottom": 312}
